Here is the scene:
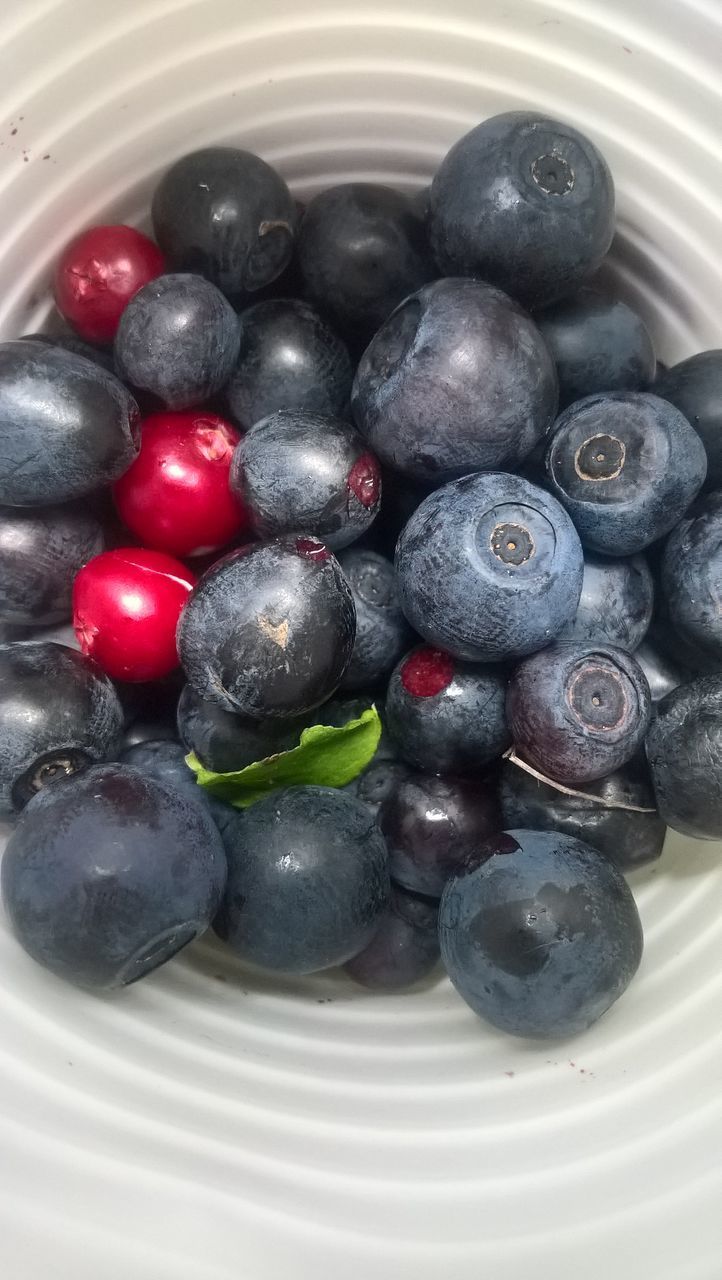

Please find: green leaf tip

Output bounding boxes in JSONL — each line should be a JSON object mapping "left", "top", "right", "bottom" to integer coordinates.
{"left": 185, "top": 704, "right": 382, "bottom": 809}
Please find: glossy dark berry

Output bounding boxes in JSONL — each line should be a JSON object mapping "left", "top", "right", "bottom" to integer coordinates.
{"left": 645, "top": 675, "right": 722, "bottom": 839}
{"left": 634, "top": 640, "right": 683, "bottom": 702}
{"left": 660, "top": 491, "right": 722, "bottom": 663}
{"left": 226, "top": 299, "right": 352, "bottom": 427}
{"left": 177, "top": 538, "right": 356, "bottom": 718}
{"left": 152, "top": 147, "right": 296, "bottom": 301}
{"left": 176, "top": 683, "right": 304, "bottom": 772}
{"left": 0, "top": 340, "right": 139, "bottom": 506}
{"left": 297, "top": 183, "right": 432, "bottom": 342}
{"left": 344, "top": 884, "right": 440, "bottom": 991}
{"left": 438, "top": 829, "right": 643, "bottom": 1039}
{"left": 114, "top": 273, "right": 240, "bottom": 410}
{"left": 230, "top": 410, "right": 381, "bottom": 549}
{"left": 0, "top": 642, "right": 124, "bottom": 815}
{"left": 545, "top": 392, "right": 707, "bottom": 554}
{"left": 655, "top": 350, "right": 722, "bottom": 489}
{"left": 507, "top": 642, "right": 652, "bottom": 785}
{"left": 380, "top": 771, "right": 502, "bottom": 897}
{"left": 352, "top": 278, "right": 558, "bottom": 484}
{"left": 499, "top": 757, "right": 665, "bottom": 870}
{"left": 395, "top": 472, "right": 583, "bottom": 661}
{"left": 214, "top": 786, "right": 390, "bottom": 973}
{"left": 1, "top": 763, "right": 227, "bottom": 989}
{"left": 0, "top": 503, "right": 103, "bottom": 626}
{"left": 337, "top": 549, "right": 412, "bottom": 691}
{"left": 385, "top": 647, "right": 510, "bottom": 774}
{"left": 535, "top": 290, "right": 656, "bottom": 408}
{"left": 429, "top": 111, "right": 615, "bottom": 308}
{"left": 557, "top": 552, "right": 653, "bottom": 650}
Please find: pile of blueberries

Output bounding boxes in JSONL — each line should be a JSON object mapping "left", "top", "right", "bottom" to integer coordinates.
{"left": 0, "top": 109, "right": 720, "bottom": 1041}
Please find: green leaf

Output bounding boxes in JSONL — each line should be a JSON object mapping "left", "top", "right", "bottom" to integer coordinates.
{"left": 185, "top": 704, "right": 382, "bottom": 809}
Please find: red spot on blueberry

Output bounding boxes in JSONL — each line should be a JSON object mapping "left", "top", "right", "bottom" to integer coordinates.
{"left": 295, "top": 536, "right": 330, "bottom": 563}
{"left": 401, "top": 647, "right": 454, "bottom": 697}
{"left": 347, "top": 453, "right": 381, "bottom": 509}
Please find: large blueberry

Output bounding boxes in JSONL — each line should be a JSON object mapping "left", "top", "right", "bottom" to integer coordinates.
{"left": 385, "top": 646, "right": 509, "bottom": 774}
{"left": 225, "top": 299, "right": 352, "bottom": 428}
{"left": 507, "top": 642, "right": 652, "bottom": 785}
{"left": 499, "top": 757, "right": 665, "bottom": 870}
{"left": 352, "top": 278, "right": 558, "bottom": 484}
{"left": 214, "top": 786, "right": 390, "bottom": 973}
{"left": 0, "top": 641, "right": 124, "bottom": 815}
{"left": 230, "top": 410, "right": 381, "bottom": 549}
{"left": 337, "top": 548, "right": 412, "bottom": 691}
{"left": 535, "top": 290, "right": 656, "bottom": 408}
{"left": 655, "top": 350, "right": 722, "bottom": 489}
{"left": 176, "top": 683, "right": 304, "bottom": 772}
{"left": 0, "top": 340, "right": 139, "bottom": 506}
{"left": 395, "top": 472, "right": 583, "bottom": 661}
{"left": 297, "top": 183, "right": 432, "bottom": 342}
{"left": 380, "top": 771, "right": 501, "bottom": 898}
{"left": 344, "top": 884, "right": 440, "bottom": 991}
{"left": 646, "top": 675, "right": 722, "bottom": 839}
{"left": 114, "top": 273, "right": 240, "bottom": 410}
{"left": 177, "top": 538, "right": 356, "bottom": 718}
{"left": 556, "top": 552, "right": 653, "bottom": 650}
{"left": 0, "top": 503, "right": 103, "bottom": 626}
{"left": 429, "top": 112, "right": 615, "bottom": 308}
{"left": 660, "top": 491, "right": 722, "bottom": 663}
{"left": 1, "top": 763, "right": 227, "bottom": 989}
{"left": 545, "top": 392, "right": 707, "bottom": 554}
{"left": 151, "top": 147, "right": 296, "bottom": 301}
{"left": 438, "top": 829, "right": 643, "bottom": 1039}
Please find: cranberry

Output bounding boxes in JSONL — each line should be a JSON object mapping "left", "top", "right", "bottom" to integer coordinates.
{"left": 73, "top": 548, "right": 196, "bottom": 682}
{"left": 113, "top": 411, "right": 249, "bottom": 557}
{"left": 54, "top": 225, "right": 165, "bottom": 344}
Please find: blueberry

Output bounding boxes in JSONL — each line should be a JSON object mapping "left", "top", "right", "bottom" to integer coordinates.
{"left": 151, "top": 147, "right": 296, "bottom": 301}
{"left": 21, "top": 331, "right": 115, "bottom": 374}
{"left": 114, "top": 273, "right": 240, "bottom": 410}
{"left": 214, "top": 786, "right": 390, "bottom": 973}
{"left": 176, "top": 683, "right": 305, "bottom": 771}
{"left": 1, "top": 763, "right": 227, "bottom": 989}
{"left": 0, "top": 503, "right": 103, "bottom": 626}
{"left": 385, "top": 646, "right": 510, "bottom": 774}
{"left": 230, "top": 410, "right": 381, "bottom": 549}
{"left": 297, "top": 183, "right": 432, "bottom": 343}
{"left": 0, "top": 340, "right": 139, "bottom": 506}
{"left": 225, "top": 299, "right": 352, "bottom": 428}
{"left": 499, "top": 757, "right": 665, "bottom": 870}
{"left": 507, "top": 642, "right": 652, "bottom": 785}
{"left": 655, "top": 350, "right": 722, "bottom": 489}
{"left": 556, "top": 552, "right": 653, "bottom": 650}
{"left": 336, "top": 549, "right": 412, "bottom": 691}
{"left": 634, "top": 640, "right": 683, "bottom": 702}
{"left": 380, "top": 771, "right": 501, "bottom": 898}
{"left": 646, "top": 675, "right": 722, "bottom": 839}
{"left": 177, "top": 538, "right": 356, "bottom": 717}
{"left": 395, "top": 472, "right": 583, "bottom": 661}
{"left": 660, "top": 491, "right": 722, "bottom": 663}
{"left": 438, "top": 829, "right": 643, "bottom": 1039}
{"left": 346, "top": 757, "right": 410, "bottom": 818}
{"left": 545, "top": 392, "right": 707, "bottom": 554}
{"left": 429, "top": 112, "right": 615, "bottom": 308}
{"left": 344, "top": 884, "right": 440, "bottom": 991}
{"left": 0, "top": 642, "right": 124, "bottom": 815}
{"left": 535, "top": 290, "right": 656, "bottom": 408}
{"left": 352, "top": 278, "right": 558, "bottom": 484}
{"left": 119, "top": 737, "right": 233, "bottom": 834}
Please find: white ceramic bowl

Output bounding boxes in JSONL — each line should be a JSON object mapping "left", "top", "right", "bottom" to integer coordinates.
{"left": 0, "top": 2, "right": 720, "bottom": 1278}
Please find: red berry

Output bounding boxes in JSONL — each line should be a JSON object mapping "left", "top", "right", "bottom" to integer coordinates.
{"left": 54, "top": 225, "right": 165, "bottom": 344}
{"left": 72, "top": 547, "right": 196, "bottom": 682}
{"left": 113, "top": 411, "right": 250, "bottom": 557}
{"left": 401, "top": 647, "right": 455, "bottom": 697}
